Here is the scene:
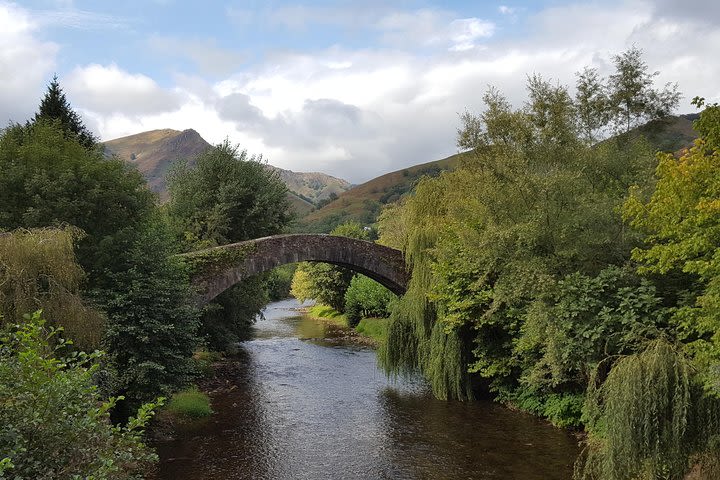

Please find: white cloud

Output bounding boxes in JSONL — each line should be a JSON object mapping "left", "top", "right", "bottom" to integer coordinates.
{"left": 38, "top": 0, "right": 720, "bottom": 183}
{"left": 498, "top": 6, "right": 516, "bottom": 15}
{"left": 65, "top": 64, "right": 181, "bottom": 116}
{"left": 377, "top": 9, "right": 494, "bottom": 51}
{"left": 0, "top": 3, "right": 57, "bottom": 123}
{"left": 449, "top": 18, "right": 495, "bottom": 51}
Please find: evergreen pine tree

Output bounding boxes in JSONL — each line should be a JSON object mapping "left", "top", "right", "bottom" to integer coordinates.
{"left": 33, "top": 75, "right": 97, "bottom": 149}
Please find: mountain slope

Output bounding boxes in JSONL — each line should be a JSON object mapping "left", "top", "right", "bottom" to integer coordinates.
{"left": 104, "top": 128, "right": 211, "bottom": 194}
{"left": 268, "top": 165, "right": 351, "bottom": 203}
{"left": 295, "top": 151, "right": 469, "bottom": 233}
{"left": 297, "top": 113, "right": 701, "bottom": 233}
{"left": 103, "top": 129, "right": 351, "bottom": 213}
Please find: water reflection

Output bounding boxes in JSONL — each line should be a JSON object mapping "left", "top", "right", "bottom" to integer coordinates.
{"left": 153, "top": 299, "right": 578, "bottom": 479}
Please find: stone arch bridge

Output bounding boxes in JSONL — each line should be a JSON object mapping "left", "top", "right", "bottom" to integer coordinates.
{"left": 183, "top": 234, "right": 410, "bottom": 305}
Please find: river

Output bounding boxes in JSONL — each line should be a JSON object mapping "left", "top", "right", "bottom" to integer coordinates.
{"left": 153, "top": 298, "right": 579, "bottom": 479}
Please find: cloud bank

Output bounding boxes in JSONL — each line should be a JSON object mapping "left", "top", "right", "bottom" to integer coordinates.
{"left": 2, "top": 1, "right": 719, "bottom": 183}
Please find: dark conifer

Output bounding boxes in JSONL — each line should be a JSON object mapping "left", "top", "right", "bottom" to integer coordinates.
{"left": 33, "top": 75, "right": 98, "bottom": 149}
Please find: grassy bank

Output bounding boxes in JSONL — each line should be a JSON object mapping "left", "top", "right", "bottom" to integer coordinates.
{"left": 354, "top": 318, "right": 388, "bottom": 343}
{"left": 165, "top": 387, "right": 212, "bottom": 418}
{"left": 306, "top": 303, "right": 388, "bottom": 344}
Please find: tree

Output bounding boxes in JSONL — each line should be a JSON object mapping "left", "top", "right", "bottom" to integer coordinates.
{"left": 624, "top": 101, "right": 720, "bottom": 394}
{"left": 0, "top": 120, "right": 199, "bottom": 413}
{"left": 575, "top": 67, "right": 609, "bottom": 142}
{"left": 0, "top": 120, "right": 155, "bottom": 287}
{"left": 290, "top": 222, "right": 370, "bottom": 313}
{"left": 0, "top": 227, "right": 104, "bottom": 350}
{"left": 97, "top": 217, "right": 200, "bottom": 412}
{"left": 33, "top": 75, "right": 97, "bottom": 149}
{"left": 167, "top": 140, "right": 291, "bottom": 248}
{"left": 167, "top": 140, "right": 292, "bottom": 350}
{"left": 379, "top": 74, "right": 658, "bottom": 402}
{"left": 607, "top": 47, "right": 681, "bottom": 133}
{"left": 344, "top": 275, "right": 396, "bottom": 327}
{"left": 0, "top": 313, "right": 160, "bottom": 479}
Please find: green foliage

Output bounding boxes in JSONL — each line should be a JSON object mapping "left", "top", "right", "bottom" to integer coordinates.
{"left": 380, "top": 69, "right": 659, "bottom": 402}
{"left": 290, "top": 267, "right": 314, "bottom": 303}
{"left": 0, "top": 112, "right": 200, "bottom": 420}
{"left": 32, "top": 75, "right": 98, "bottom": 149}
{"left": 181, "top": 242, "right": 257, "bottom": 279}
{"left": 624, "top": 102, "right": 720, "bottom": 394}
{"left": 0, "top": 120, "right": 155, "bottom": 287}
{"left": 165, "top": 387, "right": 212, "bottom": 418}
{"left": 167, "top": 140, "right": 292, "bottom": 351}
{"left": 0, "top": 312, "right": 159, "bottom": 479}
{"left": 692, "top": 97, "right": 720, "bottom": 151}
{"left": 0, "top": 227, "right": 104, "bottom": 350}
{"left": 266, "top": 264, "right": 297, "bottom": 301}
{"left": 573, "top": 47, "right": 681, "bottom": 138}
{"left": 344, "top": 275, "right": 396, "bottom": 327}
{"left": 97, "top": 217, "right": 200, "bottom": 409}
{"left": 293, "top": 262, "right": 353, "bottom": 312}
{"left": 576, "top": 342, "right": 720, "bottom": 480}
{"left": 167, "top": 140, "right": 291, "bottom": 249}
{"left": 290, "top": 222, "right": 370, "bottom": 312}
{"left": 607, "top": 47, "right": 681, "bottom": 133}
{"left": 516, "top": 267, "right": 666, "bottom": 395}
{"left": 201, "top": 276, "right": 270, "bottom": 351}
{"left": 307, "top": 304, "right": 346, "bottom": 322}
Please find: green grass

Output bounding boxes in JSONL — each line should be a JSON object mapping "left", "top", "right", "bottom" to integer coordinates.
{"left": 308, "top": 304, "right": 388, "bottom": 343}
{"left": 308, "top": 304, "right": 348, "bottom": 326}
{"left": 355, "top": 318, "right": 388, "bottom": 343}
{"left": 165, "top": 387, "right": 212, "bottom": 418}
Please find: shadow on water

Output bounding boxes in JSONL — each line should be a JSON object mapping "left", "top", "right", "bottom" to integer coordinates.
{"left": 153, "top": 299, "right": 579, "bottom": 480}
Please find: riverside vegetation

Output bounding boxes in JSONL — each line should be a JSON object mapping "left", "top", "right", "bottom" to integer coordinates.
{"left": 371, "top": 49, "right": 720, "bottom": 479}
{"left": 0, "top": 78, "right": 291, "bottom": 477}
{"left": 1, "top": 47, "right": 720, "bottom": 480}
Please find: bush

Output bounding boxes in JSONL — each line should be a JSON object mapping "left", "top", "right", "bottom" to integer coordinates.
{"left": 0, "top": 312, "right": 160, "bottom": 480}
{"left": 344, "top": 275, "right": 396, "bottom": 327}
{"left": 165, "top": 387, "right": 212, "bottom": 418}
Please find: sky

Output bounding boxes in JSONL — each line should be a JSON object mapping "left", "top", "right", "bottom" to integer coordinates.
{"left": 1, "top": 0, "right": 719, "bottom": 183}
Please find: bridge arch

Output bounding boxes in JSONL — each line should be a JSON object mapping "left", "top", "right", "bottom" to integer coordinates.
{"left": 183, "top": 234, "right": 410, "bottom": 305}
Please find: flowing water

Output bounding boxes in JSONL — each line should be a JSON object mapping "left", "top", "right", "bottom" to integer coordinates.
{"left": 154, "top": 299, "right": 579, "bottom": 479}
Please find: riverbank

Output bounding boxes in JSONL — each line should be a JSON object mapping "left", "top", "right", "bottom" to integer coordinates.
{"left": 303, "top": 303, "right": 388, "bottom": 346}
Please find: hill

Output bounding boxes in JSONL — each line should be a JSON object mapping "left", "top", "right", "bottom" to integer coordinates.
{"left": 297, "top": 113, "right": 701, "bottom": 233}
{"left": 268, "top": 165, "right": 351, "bottom": 204}
{"left": 102, "top": 129, "right": 350, "bottom": 214}
{"left": 104, "top": 128, "right": 210, "bottom": 195}
{"left": 295, "top": 151, "right": 469, "bottom": 233}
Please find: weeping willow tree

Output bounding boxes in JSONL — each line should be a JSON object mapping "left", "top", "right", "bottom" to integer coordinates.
{"left": 576, "top": 341, "right": 720, "bottom": 480}
{"left": 377, "top": 74, "right": 657, "bottom": 402}
{"left": 377, "top": 178, "right": 475, "bottom": 401}
{"left": 0, "top": 227, "right": 104, "bottom": 349}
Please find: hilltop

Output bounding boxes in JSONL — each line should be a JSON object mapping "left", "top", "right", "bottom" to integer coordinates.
{"left": 104, "top": 128, "right": 210, "bottom": 194}
{"left": 103, "top": 129, "right": 350, "bottom": 213}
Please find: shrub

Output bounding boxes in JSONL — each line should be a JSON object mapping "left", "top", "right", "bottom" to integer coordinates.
{"left": 344, "top": 275, "right": 396, "bottom": 327}
{"left": 0, "top": 312, "right": 160, "bottom": 480}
